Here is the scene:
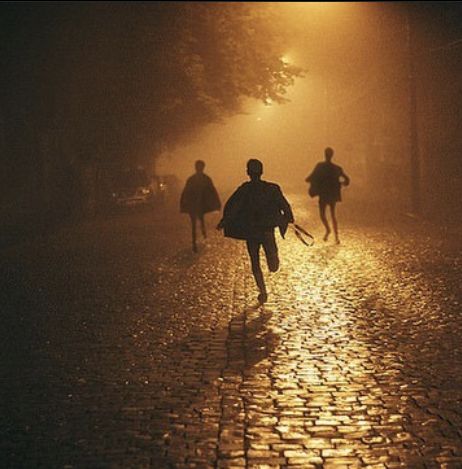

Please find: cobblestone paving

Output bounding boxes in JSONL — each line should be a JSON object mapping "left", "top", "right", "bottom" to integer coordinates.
{"left": 1, "top": 198, "right": 462, "bottom": 468}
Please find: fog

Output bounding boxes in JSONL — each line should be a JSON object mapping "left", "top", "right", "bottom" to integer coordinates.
{"left": 1, "top": 1, "right": 461, "bottom": 233}
{"left": 158, "top": 2, "right": 462, "bottom": 217}
{"left": 156, "top": 81, "right": 324, "bottom": 195}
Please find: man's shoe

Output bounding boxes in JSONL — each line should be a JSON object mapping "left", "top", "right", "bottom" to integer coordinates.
{"left": 257, "top": 292, "right": 268, "bottom": 304}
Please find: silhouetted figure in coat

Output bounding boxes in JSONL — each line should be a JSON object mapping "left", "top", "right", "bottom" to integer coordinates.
{"left": 180, "top": 160, "right": 221, "bottom": 252}
{"left": 306, "top": 147, "right": 350, "bottom": 244}
{"left": 217, "top": 159, "right": 294, "bottom": 304}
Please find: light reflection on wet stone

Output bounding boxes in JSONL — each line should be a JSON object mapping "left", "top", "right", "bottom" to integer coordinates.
{"left": 2, "top": 202, "right": 462, "bottom": 468}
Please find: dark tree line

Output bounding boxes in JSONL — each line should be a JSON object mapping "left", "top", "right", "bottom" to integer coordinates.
{"left": 0, "top": 2, "right": 302, "bottom": 221}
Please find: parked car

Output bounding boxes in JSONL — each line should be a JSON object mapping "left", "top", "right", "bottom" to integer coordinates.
{"left": 111, "top": 167, "right": 155, "bottom": 208}
{"left": 154, "top": 174, "right": 180, "bottom": 204}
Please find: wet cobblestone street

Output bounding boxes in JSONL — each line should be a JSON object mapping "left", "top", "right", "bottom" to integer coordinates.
{"left": 1, "top": 196, "right": 462, "bottom": 468}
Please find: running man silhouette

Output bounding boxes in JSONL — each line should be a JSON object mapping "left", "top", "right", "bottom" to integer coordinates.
{"left": 217, "top": 159, "right": 294, "bottom": 304}
{"left": 306, "top": 147, "right": 350, "bottom": 244}
{"left": 180, "top": 160, "right": 221, "bottom": 252}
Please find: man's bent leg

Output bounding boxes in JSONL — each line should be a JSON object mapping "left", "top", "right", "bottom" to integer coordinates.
{"left": 319, "top": 200, "right": 331, "bottom": 241}
{"left": 330, "top": 203, "right": 339, "bottom": 243}
{"left": 199, "top": 214, "right": 207, "bottom": 239}
{"left": 246, "top": 239, "right": 267, "bottom": 301}
{"left": 190, "top": 214, "right": 198, "bottom": 252}
{"left": 262, "top": 230, "right": 279, "bottom": 272}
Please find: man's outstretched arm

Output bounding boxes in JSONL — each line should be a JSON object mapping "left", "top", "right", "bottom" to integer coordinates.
{"left": 341, "top": 169, "right": 350, "bottom": 186}
{"left": 305, "top": 163, "right": 321, "bottom": 183}
{"left": 278, "top": 188, "right": 294, "bottom": 223}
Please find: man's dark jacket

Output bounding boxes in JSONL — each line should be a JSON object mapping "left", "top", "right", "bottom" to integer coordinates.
{"left": 180, "top": 173, "right": 221, "bottom": 215}
{"left": 221, "top": 180, "right": 293, "bottom": 240}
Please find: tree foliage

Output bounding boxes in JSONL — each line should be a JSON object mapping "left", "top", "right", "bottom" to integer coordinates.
{"left": 2, "top": 2, "right": 302, "bottom": 170}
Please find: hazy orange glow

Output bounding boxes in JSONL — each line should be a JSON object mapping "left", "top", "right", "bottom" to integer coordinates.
{"left": 155, "top": 2, "right": 461, "bottom": 217}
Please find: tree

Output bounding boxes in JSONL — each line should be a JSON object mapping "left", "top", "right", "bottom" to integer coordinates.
{"left": 0, "top": 2, "right": 302, "bottom": 217}
{"left": 58, "top": 2, "right": 303, "bottom": 164}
